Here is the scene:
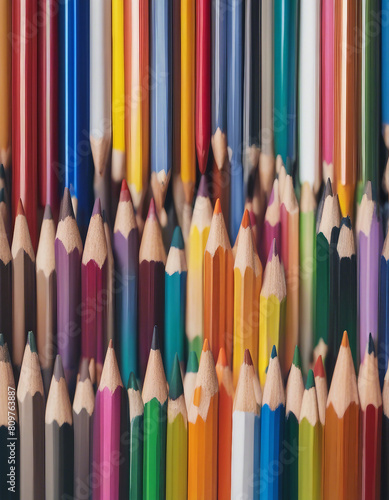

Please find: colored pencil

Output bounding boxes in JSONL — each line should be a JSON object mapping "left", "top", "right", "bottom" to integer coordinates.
{"left": 45, "top": 355, "right": 73, "bottom": 499}
{"left": 111, "top": 0, "right": 126, "bottom": 184}
{"left": 382, "top": 365, "right": 389, "bottom": 497}
{"left": 359, "top": 0, "right": 380, "bottom": 203}
{"left": 12, "top": 200, "right": 36, "bottom": 375}
{"left": 138, "top": 199, "right": 166, "bottom": 379}
{"left": 334, "top": 216, "right": 357, "bottom": 373}
{"left": 36, "top": 205, "right": 57, "bottom": 394}
{"left": 171, "top": 0, "right": 181, "bottom": 205}
{"left": 280, "top": 175, "right": 299, "bottom": 375}
{"left": 358, "top": 334, "right": 382, "bottom": 500}
{"left": 165, "top": 227, "right": 187, "bottom": 376}
{"left": 0, "top": 214, "right": 12, "bottom": 351}
{"left": 113, "top": 179, "right": 139, "bottom": 382}
{"left": 0, "top": 336, "right": 18, "bottom": 499}
{"left": 143, "top": 328, "right": 168, "bottom": 499}
{"left": 216, "top": 348, "right": 233, "bottom": 499}
{"left": 55, "top": 187, "right": 83, "bottom": 395}
{"left": 260, "top": 346, "right": 285, "bottom": 499}
{"left": 81, "top": 198, "right": 107, "bottom": 384}
{"left": 259, "top": 239, "right": 286, "bottom": 386}
{"left": 204, "top": 199, "right": 234, "bottom": 365}
{"left": 299, "top": 182, "right": 316, "bottom": 375}
{"left": 186, "top": 176, "right": 212, "bottom": 358}
{"left": 73, "top": 359, "right": 94, "bottom": 500}
{"left": 299, "top": 0, "right": 321, "bottom": 194}
{"left": 180, "top": 0, "right": 195, "bottom": 206}
{"left": 128, "top": 372, "right": 144, "bottom": 500}
{"left": 12, "top": 0, "right": 38, "bottom": 250}
{"left": 322, "top": 0, "right": 334, "bottom": 183}
{"left": 262, "top": 178, "right": 281, "bottom": 266}
{"left": 0, "top": 165, "right": 11, "bottom": 243}
{"left": 260, "top": 0, "right": 275, "bottom": 198}
{"left": 314, "top": 355, "right": 327, "bottom": 427}
{"left": 227, "top": 0, "right": 244, "bottom": 240}
{"left": 150, "top": 0, "right": 172, "bottom": 221}
{"left": 196, "top": 0, "right": 211, "bottom": 174}
{"left": 284, "top": 346, "right": 304, "bottom": 500}
{"left": 17, "top": 332, "right": 45, "bottom": 500}
{"left": 103, "top": 210, "right": 114, "bottom": 350}
{"left": 124, "top": 0, "right": 149, "bottom": 209}
{"left": 166, "top": 354, "right": 188, "bottom": 499}
{"left": 323, "top": 331, "right": 360, "bottom": 500}
{"left": 184, "top": 351, "right": 199, "bottom": 410}
{"left": 233, "top": 209, "right": 262, "bottom": 386}
{"left": 298, "top": 370, "right": 322, "bottom": 500}
{"left": 188, "top": 339, "right": 218, "bottom": 500}
{"left": 314, "top": 180, "right": 340, "bottom": 362}
{"left": 231, "top": 350, "right": 261, "bottom": 499}
{"left": 38, "top": 0, "right": 59, "bottom": 218}
{"left": 334, "top": 0, "right": 358, "bottom": 218}
{"left": 274, "top": 0, "right": 298, "bottom": 173}
{"left": 59, "top": 0, "right": 92, "bottom": 235}
{"left": 358, "top": 183, "right": 382, "bottom": 361}
{"left": 383, "top": 0, "right": 389, "bottom": 150}
{"left": 0, "top": 0, "right": 11, "bottom": 176}
{"left": 379, "top": 230, "right": 389, "bottom": 385}
{"left": 93, "top": 341, "right": 128, "bottom": 499}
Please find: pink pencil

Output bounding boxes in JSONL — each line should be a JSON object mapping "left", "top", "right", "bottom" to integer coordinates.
{"left": 262, "top": 178, "right": 281, "bottom": 266}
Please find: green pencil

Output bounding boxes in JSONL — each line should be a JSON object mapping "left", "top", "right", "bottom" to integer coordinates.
{"left": 143, "top": 327, "right": 168, "bottom": 499}
{"left": 128, "top": 372, "right": 143, "bottom": 500}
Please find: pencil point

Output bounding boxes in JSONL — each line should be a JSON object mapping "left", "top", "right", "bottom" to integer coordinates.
{"left": 27, "top": 331, "right": 37, "bottom": 353}
{"left": 292, "top": 345, "right": 302, "bottom": 369}
{"left": 324, "top": 178, "right": 333, "bottom": 198}
{"left": 368, "top": 333, "right": 375, "bottom": 355}
{"left": 0, "top": 164, "right": 5, "bottom": 179}
{"left": 217, "top": 347, "right": 228, "bottom": 367}
{"left": 244, "top": 349, "right": 253, "bottom": 366}
{"left": 314, "top": 355, "right": 325, "bottom": 378}
{"left": 202, "top": 338, "right": 210, "bottom": 352}
{"left": 53, "top": 354, "right": 65, "bottom": 381}
{"left": 127, "top": 371, "right": 139, "bottom": 391}
{"left": 120, "top": 179, "right": 131, "bottom": 202}
{"left": 249, "top": 210, "right": 256, "bottom": 228}
{"left": 241, "top": 209, "right": 250, "bottom": 229}
{"left": 151, "top": 326, "right": 159, "bottom": 350}
{"left": 171, "top": 226, "right": 184, "bottom": 249}
{"left": 0, "top": 333, "right": 4, "bottom": 346}
{"left": 341, "top": 331, "right": 349, "bottom": 348}
{"left": 306, "top": 369, "right": 315, "bottom": 390}
{"left": 0, "top": 189, "right": 5, "bottom": 203}
{"left": 364, "top": 181, "right": 372, "bottom": 200}
{"left": 17, "top": 199, "right": 25, "bottom": 216}
{"left": 147, "top": 198, "right": 156, "bottom": 218}
{"left": 197, "top": 175, "right": 208, "bottom": 197}
{"left": 79, "top": 358, "right": 90, "bottom": 382}
{"left": 268, "top": 238, "right": 278, "bottom": 260}
{"left": 214, "top": 198, "right": 222, "bottom": 215}
{"left": 92, "top": 198, "right": 101, "bottom": 216}
{"left": 169, "top": 354, "right": 184, "bottom": 399}
{"left": 59, "top": 187, "right": 75, "bottom": 221}
{"left": 341, "top": 215, "right": 352, "bottom": 229}
{"left": 186, "top": 351, "right": 199, "bottom": 373}
{"left": 271, "top": 345, "right": 277, "bottom": 359}
{"left": 108, "top": 338, "right": 113, "bottom": 349}
{"left": 43, "top": 204, "right": 53, "bottom": 220}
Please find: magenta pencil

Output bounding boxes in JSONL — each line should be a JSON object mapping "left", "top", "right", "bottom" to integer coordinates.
{"left": 82, "top": 198, "right": 107, "bottom": 385}
{"left": 138, "top": 198, "right": 166, "bottom": 379}
{"left": 262, "top": 178, "right": 281, "bottom": 266}
{"left": 55, "top": 187, "right": 83, "bottom": 396}
{"left": 93, "top": 341, "right": 128, "bottom": 499}
{"left": 358, "top": 183, "right": 382, "bottom": 362}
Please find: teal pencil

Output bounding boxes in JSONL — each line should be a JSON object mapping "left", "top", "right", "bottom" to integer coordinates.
{"left": 164, "top": 227, "right": 187, "bottom": 377}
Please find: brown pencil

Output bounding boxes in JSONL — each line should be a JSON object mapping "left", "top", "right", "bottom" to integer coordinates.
{"left": 0, "top": 214, "right": 11, "bottom": 351}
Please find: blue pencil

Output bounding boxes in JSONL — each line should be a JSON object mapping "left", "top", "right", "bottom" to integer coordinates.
{"left": 227, "top": 0, "right": 245, "bottom": 241}
{"left": 260, "top": 346, "right": 285, "bottom": 499}
{"left": 383, "top": 0, "right": 389, "bottom": 150}
{"left": 59, "top": 0, "right": 93, "bottom": 238}
{"left": 211, "top": 0, "right": 228, "bottom": 171}
{"left": 379, "top": 233, "right": 389, "bottom": 386}
{"left": 164, "top": 226, "right": 187, "bottom": 378}
{"left": 150, "top": 0, "right": 172, "bottom": 222}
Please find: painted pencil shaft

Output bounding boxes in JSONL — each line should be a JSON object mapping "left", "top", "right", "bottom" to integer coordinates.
{"left": 0, "top": 0, "right": 11, "bottom": 174}
{"left": 0, "top": 217, "right": 12, "bottom": 350}
{"left": 322, "top": 0, "right": 334, "bottom": 182}
{"left": 382, "top": 371, "right": 389, "bottom": 498}
{"left": 383, "top": 0, "right": 389, "bottom": 149}
{"left": 128, "top": 373, "right": 143, "bottom": 500}
{"left": 379, "top": 247, "right": 389, "bottom": 385}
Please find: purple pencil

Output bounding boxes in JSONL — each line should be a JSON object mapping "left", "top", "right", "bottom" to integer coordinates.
{"left": 113, "top": 179, "right": 139, "bottom": 382}
{"left": 93, "top": 340, "right": 128, "bottom": 500}
{"left": 55, "top": 187, "right": 83, "bottom": 397}
{"left": 262, "top": 178, "right": 281, "bottom": 266}
{"left": 358, "top": 182, "right": 382, "bottom": 362}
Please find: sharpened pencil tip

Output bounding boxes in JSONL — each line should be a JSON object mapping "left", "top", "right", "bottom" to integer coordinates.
{"left": 147, "top": 198, "right": 156, "bottom": 218}
{"left": 271, "top": 345, "right": 277, "bottom": 359}
{"left": 214, "top": 198, "right": 222, "bottom": 215}
{"left": 368, "top": 333, "right": 375, "bottom": 355}
{"left": 364, "top": 181, "right": 372, "bottom": 200}
{"left": 151, "top": 326, "right": 159, "bottom": 350}
{"left": 17, "top": 199, "right": 25, "bottom": 216}
{"left": 120, "top": 179, "right": 131, "bottom": 202}
{"left": 306, "top": 369, "right": 315, "bottom": 390}
{"left": 241, "top": 209, "right": 250, "bottom": 229}
{"left": 268, "top": 238, "right": 278, "bottom": 260}
{"left": 108, "top": 339, "right": 113, "bottom": 349}
{"left": 0, "top": 189, "right": 5, "bottom": 204}
{"left": 0, "top": 164, "right": 5, "bottom": 179}
{"left": 79, "top": 358, "right": 90, "bottom": 382}
{"left": 324, "top": 178, "right": 333, "bottom": 198}
{"left": 27, "top": 331, "right": 37, "bottom": 353}
{"left": 249, "top": 210, "right": 256, "bottom": 228}
{"left": 92, "top": 198, "right": 102, "bottom": 216}
{"left": 127, "top": 371, "right": 139, "bottom": 391}
{"left": 53, "top": 355, "right": 65, "bottom": 381}
{"left": 216, "top": 347, "right": 228, "bottom": 367}
{"left": 0, "top": 333, "right": 4, "bottom": 347}
{"left": 292, "top": 346, "right": 302, "bottom": 369}
{"left": 43, "top": 204, "right": 53, "bottom": 220}
{"left": 341, "top": 331, "right": 349, "bottom": 348}
{"left": 169, "top": 354, "right": 184, "bottom": 399}
{"left": 244, "top": 349, "right": 253, "bottom": 366}
{"left": 341, "top": 215, "right": 352, "bottom": 229}
{"left": 202, "top": 338, "right": 210, "bottom": 352}
{"left": 197, "top": 175, "right": 208, "bottom": 197}
{"left": 314, "top": 356, "right": 325, "bottom": 378}
{"left": 59, "top": 187, "right": 75, "bottom": 221}
{"left": 186, "top": 351, "right": 199, "bottom": 373}
{"left": 171, "top": 226, "right": 184, "bottom": 249}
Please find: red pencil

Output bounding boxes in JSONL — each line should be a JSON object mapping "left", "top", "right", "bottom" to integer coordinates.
{"left": 81, "top": 198, "right": 107, "bottom": 385}
{"left": 12, "top": 0, "right": 38, "bottom": 249}
{"left": 38, "top": 0, "right": 59, "bottom": 219}
{"left": 196, "top": 0, "right": 211, "bottom": 174}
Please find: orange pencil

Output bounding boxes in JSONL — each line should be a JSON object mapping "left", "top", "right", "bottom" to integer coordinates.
{"left": 188, "top": 339, "right": 218, "bottom": 500}
{"left": 216, "top": 347, "right": 233, "bottom": 500}
{"left": 204, "top": 199, "right": 234, "bottom": 365}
